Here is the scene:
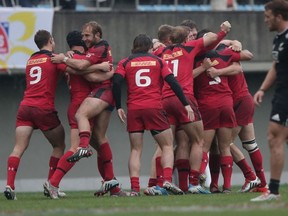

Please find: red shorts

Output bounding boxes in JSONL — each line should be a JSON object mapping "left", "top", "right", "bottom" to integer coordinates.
{"left": 16, "top": 105, "right": 61, "bottom": 131}
{"left": 233, "top": 94, "right": 254, "bottom": 126}
{"left": 127, "top": 108, "right": 170, "bottom": 132}
{"left": 199, "top": 100, "right": 237, "bottom": 130}
{"left": 89, "top": 86, "right": 115, "bottom": 111}
{"left": 162, "top": 95, "right": 202, "bottom": 126}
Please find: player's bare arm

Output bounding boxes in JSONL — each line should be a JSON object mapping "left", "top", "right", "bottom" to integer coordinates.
{"left": 51, "top": 53, "right": 91, "bottom": 70}
{"left": 202, "top": 21, "right": 231, "bottom": 48}
{"left": 207, "top": 62, "right": 242, "bottom": 78}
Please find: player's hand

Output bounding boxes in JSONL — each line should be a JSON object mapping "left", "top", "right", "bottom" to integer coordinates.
{"left": 229, "top": 40, "right": 242, "bottom": 52}
{"left": 220, "top": 21, "right": 231, "bottom": 34}
{"left": 117, "top": 108, "right": 127, "bottom": 124}
{"left": 207, "top": 67, "right": 219, "bottom": 78}
{"left": 202, "top": 58, "right": 213, "bottom": 70}
{"left": 51, "top": 53, "right": 66, "bottom": 63}
{"left": 253, "top": 90, "right": 264, "bottom": 106}
{"left": 66, "top": 50, "right": 75, "bottom": 58}
{"left": 185, "top": 105, "right": 195, "bottom": 122}
{"left": 98, "top": 61, "right": 111, "bottom": 72}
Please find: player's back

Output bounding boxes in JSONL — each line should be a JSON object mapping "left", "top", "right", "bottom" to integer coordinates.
{"left": 194, "top": 47, "right": 240, "bottom": 101}
{"left": 116, "top": 53, "right": 170, "bottom": 110}
{"left": 21, "top": 50, "right": 65, "bottom": 109}
{"left": 161, "top": 40, "right": 203, "bottom": 98}
{"left": 228, "top": 72, "right": 249, "bottom": 100}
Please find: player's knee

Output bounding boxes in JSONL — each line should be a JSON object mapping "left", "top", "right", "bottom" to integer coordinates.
{"left": 242, "top": 139, "right": 258, "bottom": 153}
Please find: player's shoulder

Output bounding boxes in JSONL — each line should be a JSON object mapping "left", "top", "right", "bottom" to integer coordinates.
{"left": 95, "top": 39, "right": 110, "bottom": 48}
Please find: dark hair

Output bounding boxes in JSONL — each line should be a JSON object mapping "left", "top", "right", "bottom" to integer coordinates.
{"left": 66, "top": 30, "right": 87, "bottom": 50}
{"left": 82, "top": 21, "right": 103, "bottom": 38}
{"left": 170, "top": 26, "right": 189, "bottom": 44}
{"left": 196, "top": 28, "right": 211, "bottom": 39}
{"left": 180, "top": 19, "right": 198, "bottom": 30}
{"left": 265, "top": 0, "right": 288, "bottom": 20}
{"left": 131, "top": 34, "right": 153, "bottom": 54}
{"left": 157, "top": 24, "right": 173, "bottom": 43}
{"left": 34, "top": 30, "right": 51, "bottom": 49}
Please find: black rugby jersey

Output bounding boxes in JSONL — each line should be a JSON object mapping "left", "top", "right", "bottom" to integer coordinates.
{"left": 272, "top": 28, "right": 288, "bottom": 101}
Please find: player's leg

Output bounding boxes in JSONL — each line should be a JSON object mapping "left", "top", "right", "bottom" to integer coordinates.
{"left": 153, "top": 128, "right": 184, "bottom": 195}
{"left": 238, "top": 123, "right": 267, "bottom": 191}
{"left": 186, "top": 124, "right": 212, "bottom": 194}
{"left": 251, "top": 121, "right": 287, "bottom": 201}
{"left": 217, "top": 127, "right": 233, "bottom": 193}
{"left": 91, "top": 111, "right": 123, "bottom": 196}
{"left": 69, "top": 97, "right": 109, "bottom": 162}
{"left": 174, "top": 130, "right": 190, "bottom": 192}
{"left": 5, "top": 126, "right": 33, "bottom": 200}
{"left": 128, "top": 132, "right": 143, "bottom": 196}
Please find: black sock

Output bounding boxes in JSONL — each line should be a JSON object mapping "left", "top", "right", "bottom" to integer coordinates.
{"left": 269, "top": 179, "right": 280, "bottom": 194}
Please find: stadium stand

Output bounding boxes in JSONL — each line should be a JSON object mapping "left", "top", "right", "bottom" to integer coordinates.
{"left": 0, "top": 0, "right": 269, "bottom": 11}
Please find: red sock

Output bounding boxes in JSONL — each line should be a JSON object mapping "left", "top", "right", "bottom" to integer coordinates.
{"left": 78, "top": 131, "right": 91, "bottom": 148}
{"left": 155, "top": 156, "right": 163, "bottom": 187}
{"left": 47, "top": 156, "right": 59, "bottom": 180}
{"left": 130, "top": 177, "right": 140, "bottom": 192}
{"left": 163, "top": 167, "right": 173, "bottom": 183}
{"left": 209, "top": 153, "right": 220, "bottom": 188}
{"left": 98, "top": 142, "right": 114, "bottom": 180}
{"left": 6, "top": 156, "right": 20, "bottom": 190}
{"left": 236, "top": 159, "right": 256, "bottom": 181}
{"left": 220, "top": 156, "right": 233, "bottom": 190}
{"left": 189, "top": 169, "right": 200, "bottom": 186}
{"left": 175, "top": 159, "right": 190, "bottom": 191}
{"left": 200, "top": 152, "right": 209, "bottom": 174}
{"left": 97, "top": 156, "right": 105, "bottom": 179}
{"left": 250, "top": 149, "right": 267, "bottom": 186}
{"left": 49, "top": 151, "right": 75, "bottom": 187}
{"left": 148, "top": 178, "right": 157, "bottom": 187}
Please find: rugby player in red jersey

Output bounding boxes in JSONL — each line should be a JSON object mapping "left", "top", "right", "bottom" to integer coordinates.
{"left": 156, "top": 21, "right": 231, "bottom": 194}
{"left": 112, "top": 34, "right": 194, "bottom": 196}
{"left": 4, "top": 30, "right": 67, "bottom": 200}
{"left": 51, "top": 21, "right": 124, "bottom": 196}
{"left": 194, "top": 32, "right": 253, "bottom": 193}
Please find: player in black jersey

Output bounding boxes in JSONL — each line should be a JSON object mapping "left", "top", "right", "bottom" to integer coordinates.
{"left": 252, "top": 0, "right": 288, "bottom": 202}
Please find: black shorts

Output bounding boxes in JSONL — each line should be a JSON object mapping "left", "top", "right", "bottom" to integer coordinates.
{"left": 270, "top": 100, "right": 288, "bottom": 126}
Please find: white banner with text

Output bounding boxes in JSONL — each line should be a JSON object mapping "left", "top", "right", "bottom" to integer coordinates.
{"left": 0, "top": 8, "right": 54, "bottom": 72}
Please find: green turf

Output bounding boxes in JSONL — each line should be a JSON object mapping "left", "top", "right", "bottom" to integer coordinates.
{"left": 0, "top": 185, "right": 287, "bottom": 216}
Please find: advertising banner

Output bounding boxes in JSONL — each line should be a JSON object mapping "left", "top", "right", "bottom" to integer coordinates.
{"left": 0, "top": 7, "right": 54, "bottom": 72}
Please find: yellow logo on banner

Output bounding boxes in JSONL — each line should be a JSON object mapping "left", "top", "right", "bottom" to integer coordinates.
{"left": 131, "top": 61, "right": 156, "bottom": 67}
{"left": 0, "top": 8, "right": 53, "bottom": 71}
{"left": 9, "top": 12, "right": 36, "bottom": 41}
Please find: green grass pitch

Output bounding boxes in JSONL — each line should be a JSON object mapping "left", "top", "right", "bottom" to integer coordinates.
{"left": 0, "top": 185, "right": 287, "bottom": 216}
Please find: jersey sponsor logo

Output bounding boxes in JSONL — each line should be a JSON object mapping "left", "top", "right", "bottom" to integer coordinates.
{"left": 272, "top": 51, "right": 278, "bottom": 61}
{"left": 0, "top": 22, "right": 9, "bottom": 54}
{"left": 162, "top": 50, "right": 183, "bottom": 60}
{"left": 271, "top": 114, "right": 280, "bottom": 122}
{"left": 131, "top": 61, "right": 156, "bottom": 67}
{"left": 211, "top": 59, "right": 219, "bottom": 66}
{"left": 27, "top": 57, "right": 47, "bottom": 65}
{"left": 278, "top": 42, "right": 284, "bottom": 52}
